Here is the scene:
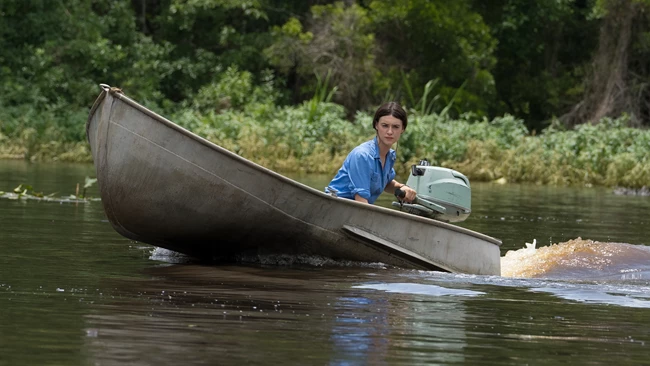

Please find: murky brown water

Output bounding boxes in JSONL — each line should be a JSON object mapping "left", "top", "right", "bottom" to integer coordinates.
{"left": 2, "top": 161, "right": 650, "bottom": 365}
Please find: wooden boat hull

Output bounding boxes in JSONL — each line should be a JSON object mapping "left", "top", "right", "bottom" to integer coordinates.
{"left": 86, "top": 85, "right": 502, "bottom": 275}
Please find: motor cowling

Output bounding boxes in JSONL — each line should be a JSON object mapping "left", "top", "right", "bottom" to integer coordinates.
{"left": 392, "top": 161, "right": 471, "bottom": 223}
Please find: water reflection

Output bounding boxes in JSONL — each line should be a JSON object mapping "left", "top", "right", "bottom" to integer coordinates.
{"left": 79, "top": 261, "right": 650, "bottom": 366}
{"left": 329, "top": 295, "right": 388, "bottom": 366}
{"left": 530, "top": 286, "right": 650, "bottom": 308}
{"left": 354, "top": 282, "right": 484, "bottom": 297}
{"left": 82, "top": 265, "right": 480, "bottom": 365}
{"left": 348, "top": 283, "right": 477, "bottom": 365}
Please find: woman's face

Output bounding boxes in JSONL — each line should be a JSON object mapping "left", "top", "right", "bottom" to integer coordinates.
{"left": 376, "top": 115, "right": 404, "bottom": 148}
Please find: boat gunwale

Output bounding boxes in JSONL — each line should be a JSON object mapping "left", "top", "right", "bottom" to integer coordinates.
{"left": 86, "top": 85, "right": 502, "bottom": 247}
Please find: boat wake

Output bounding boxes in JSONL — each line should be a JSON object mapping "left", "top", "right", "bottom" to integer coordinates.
{"left": 237, "top": 254, "right": 389, "bottom": 269}
{"left": 149, "top": 247, "right": 194, "bottom": 264}
{"left": 150, "top": 247, "right": 388, "bottom": 269}
{"left": 151, "top": 237, "right": 650, "bottom": 281}
{"left": 354, "top": 282, "right": 485, "bottom": 297}
{"left": 501, "top": 238, "right": 650, "bottom": 280}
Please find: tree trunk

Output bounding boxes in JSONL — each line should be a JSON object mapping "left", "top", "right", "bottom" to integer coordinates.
{"left": 561, "top": 0, "right": 640, "bottom": 127}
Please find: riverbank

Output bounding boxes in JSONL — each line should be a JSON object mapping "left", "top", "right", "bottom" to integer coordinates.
{"left": 2, "top": 105, "right": 648, "bottom": 188}
{"left": 0, "top": 141, "right": 92, "bottom": 163}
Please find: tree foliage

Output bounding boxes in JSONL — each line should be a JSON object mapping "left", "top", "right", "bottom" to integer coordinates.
{"left": 473, "top": 0, "right": 599, "bottom": 131}
{"left": 561, "top": 0, "right": 641, "bottom": 127}
{"left": 266, "top": 2, "right": 377, "bottom": 112}
{"left": 368, "top": 0, "right": 497, "bottom": 116}
{"left": 1, "top": 0, "right": 650, "bottom": 146}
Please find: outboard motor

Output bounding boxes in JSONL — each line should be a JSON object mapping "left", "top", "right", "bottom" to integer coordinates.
{"left": 392, "top": 159, "right": 471, "bottom": 223}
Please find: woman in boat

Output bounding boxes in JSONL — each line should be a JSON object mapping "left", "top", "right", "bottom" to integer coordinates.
{"left": 325, "top": 102, "right": 417, "bottom": 204}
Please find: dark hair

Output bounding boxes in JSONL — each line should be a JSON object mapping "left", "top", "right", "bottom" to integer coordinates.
{"left": 372, "top": 102, "right": 408, "bottom": 130}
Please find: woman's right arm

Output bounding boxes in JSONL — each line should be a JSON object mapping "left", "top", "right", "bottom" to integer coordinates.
{"left": 347, "top": 151, "right": 374, "bottom": 202}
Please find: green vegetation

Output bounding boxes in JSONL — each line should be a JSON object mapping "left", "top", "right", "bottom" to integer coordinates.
{"left": 1, "top": 178, "right": 98, "bottom": 202}
{"left": 172, "top": 103, "right": 650, "bottom": 188}
{"left": 446, "top": 117, "right": 650, "bottom": 188}
{"left": 0, "top": 0, "right": 648, "bottom": 188}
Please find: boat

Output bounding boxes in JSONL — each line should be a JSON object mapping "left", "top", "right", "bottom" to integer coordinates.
{"left": 86, "top": 84, "right": 502, "bottom": 275}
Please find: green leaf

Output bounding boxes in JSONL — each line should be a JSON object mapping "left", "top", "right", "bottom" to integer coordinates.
{"left": 84, "top": 177, "right": 98, "bottom": 189}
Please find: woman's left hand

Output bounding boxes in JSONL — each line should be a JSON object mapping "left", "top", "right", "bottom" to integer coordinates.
{"left": 400, "top": 185, "right": 417, "bottom": 203}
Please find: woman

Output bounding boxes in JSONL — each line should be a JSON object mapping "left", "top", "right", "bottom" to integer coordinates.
{"left": 325, "top": 102, "right": 417, "bottom": 204}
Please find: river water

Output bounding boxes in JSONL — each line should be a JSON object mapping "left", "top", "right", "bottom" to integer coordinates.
{"left": 1, "top": 160, "right": 649, "bottom": 365}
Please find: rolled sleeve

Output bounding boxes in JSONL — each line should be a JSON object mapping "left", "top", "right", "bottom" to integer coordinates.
{"left": 347, "top": 150, "right": 374, "bottom": 200}
{"left": 326, "top": 138, "right": 393, "bottom": 204}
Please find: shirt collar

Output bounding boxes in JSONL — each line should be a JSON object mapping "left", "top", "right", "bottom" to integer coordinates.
{"left": 372, "top": 136, "right": 396, "bottom": 161}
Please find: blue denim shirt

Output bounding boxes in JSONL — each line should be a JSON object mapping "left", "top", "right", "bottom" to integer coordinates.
{"left": 326, "top": 137, "right": 397, "bottom": 204}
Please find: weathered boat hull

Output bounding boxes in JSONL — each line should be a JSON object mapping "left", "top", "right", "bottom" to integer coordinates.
{"left": 87, "top": 85, "right": 502, "bottom": 275}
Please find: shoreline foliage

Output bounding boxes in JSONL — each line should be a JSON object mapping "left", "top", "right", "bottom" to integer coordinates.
{"left": 2, "top": 91, "right": 648, "bottom": 188}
